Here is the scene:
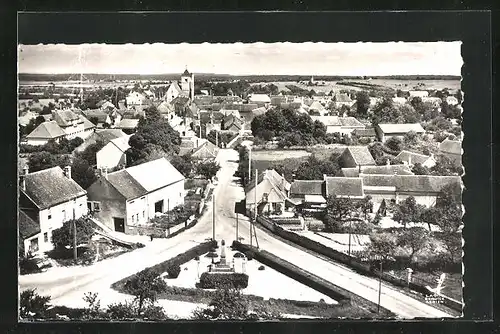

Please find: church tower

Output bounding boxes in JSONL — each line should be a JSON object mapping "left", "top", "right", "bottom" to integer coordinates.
{"left": 180, "top": 67, "right": 195, "bottom": 101}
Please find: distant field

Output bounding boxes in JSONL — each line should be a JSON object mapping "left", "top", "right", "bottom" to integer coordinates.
{"left": 251, "top": 149, "right": 311, "bottom": 172}
{"left": 252, "top": 79, "right": 461, "bottom": 93}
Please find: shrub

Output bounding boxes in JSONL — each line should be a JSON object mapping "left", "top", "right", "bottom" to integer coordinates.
{"left": 198, "top": 272, "right": 249, "bottom": 289}
{"left": 166, "top": 264, "right": 181, "bottom": 279}
{"left": 106, "top": 301, "right": 137, "bottom": 320}
{"left": 136, "top": 243, "right": 145, "bottom": 248}
{"left": 20, "top": 289, "right": 51, "bottom": 319}
{"left": 19, "top": 252, "right": 40, "bottom": 275}
{"left": 233, "top": 252, "right": 245, "bottom": 258}
{"left": 142, "top": 305, "right": 167, "bottom": 320}
{"left": 194, "top": 256, "right": 200, "bottom": 261}
{"left": 258, "top": 265, "right": 265, "bottom": 271}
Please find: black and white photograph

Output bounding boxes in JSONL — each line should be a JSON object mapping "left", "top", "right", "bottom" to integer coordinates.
{"left": 18, "top": 41, "right": 465, "bottom": 320}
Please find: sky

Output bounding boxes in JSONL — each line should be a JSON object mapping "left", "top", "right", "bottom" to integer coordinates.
{"left": 18, "top": 42, "right": 462, "bottom": 76}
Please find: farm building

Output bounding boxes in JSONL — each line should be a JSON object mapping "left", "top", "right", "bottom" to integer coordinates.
{"left": 338, "top": 146, "right": 376, "bottom": 169}
{"left": 439, "top": 138, "right": 462, "bottom": 167}
{"left": 375, "top": 123, "right": 425, "bottom": 143}
{"left": 245, "top": 169, "right": 291, "bottom": 216}
{"left": 395, "top": 150, "right": 437, "bottom": 169}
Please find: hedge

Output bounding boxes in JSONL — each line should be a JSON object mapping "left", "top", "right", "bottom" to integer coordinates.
{"left": 232, "top": 241, "right": 351, "bottom": 306}
{"left": 112, "top": 240, "right": 217, "bottom": 292}
{"left": 198, "top": 272, "right": 249, "bottom": 289}
{"left": 256, "top": 216, "right": 463, "bottom": 313}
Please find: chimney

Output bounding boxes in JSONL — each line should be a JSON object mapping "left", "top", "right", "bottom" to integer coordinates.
{"left": 408, "top": 154, "right": 412, "bottom": 166}
{"left": 358, "top": 164, "right": 361, "bottom": 174}
{"left": 63, "top": 166, "right": 72, "bottom": 179}
{"left": 101, "top": 167, "right": 108, "bottom": 180}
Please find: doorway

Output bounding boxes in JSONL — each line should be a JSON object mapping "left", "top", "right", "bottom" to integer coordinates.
{"left": 155, "top": 200, "right": 164, "bottom": 213}
{"left": 113, "top": 217, "right": 125, "bottom": 233}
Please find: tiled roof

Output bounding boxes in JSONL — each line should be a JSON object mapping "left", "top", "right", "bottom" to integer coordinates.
{"left": 290, "top": 180, "right": 324, "bottom": 196}
{"left": 223, "top": 114, "right": 242, "bottom": 130}
{"left": 360, "top": 174, "right": 462, "bottom": 193}
{"left": 340, "top": 164, "right": 414, "bottom": 177}
{"left": 191, "top": 140, "right": 219, "bottom": 159}
{"left": 22, "top": 166, "right": 86, "bottom": 209}
{"left": 339, "top": 117, "right": 365, "bottom": 128}
{"left": 80, "top": 115, "right": 97, "bottom": 130}
{"left": 82, "top": 110, "right": 109, "bottom": 123}
{"left": 107, "top": 169, "right": 148, "bottom": 199}
{"left": 271, "top": 96, "right": 286, "bottom": 105}
{"left": 26, "top": 121, "right": 66, "bottom": 139}
{"left": 19, "top": 210, "right": 41, "bottom": 239}
{"left": 395, "top": 150, "right": 433, "bottom": 165}
{"left": 377, "top": 123, "right": 425, "bottom": 134}
{"left": 53, "top": 109, "right": 81, "bottom": 127}
{"left": 157, "top": 101, "right": 175, "bottom": 114}
{"left": 182, "top": 69, "right": 191, "bottom": 76}
{"left": 439, "top": 138, "right": 462, "bottom": 155}
{"left": 325, "top": 177, "right": 364, "bottom": 197}
{"left": 345, "top": 146, "right": 376, "bottom": 166}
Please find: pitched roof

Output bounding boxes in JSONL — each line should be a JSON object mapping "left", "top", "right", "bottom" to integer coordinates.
{"left": 310, "top": 116, "right": 341, "bottom": 127}
{"left": 182, "top": 69, "right": 191, "bottom": 76}
{"left": 116, "top": 118, "right": 139, "bottom": 129}
{"left": 22, "top": 166, "right": 87, "bottom": 209}
{"left": 439, "top": 138, "right": 462, "bottom": 155}
{"left": 109, "top": 135, "right": 132, "bottom": 153}
{"left": 252, "top": 107, "right": 267, "bottom": 116}
{"left": 95, "top": 129, "right": 127, "bottom": 143}
{"left": 271, "top": 96, "right": 286, "bottom": 105}
{"left": 333, "top": 93, "right": 353, "bottom": 103}
{"left": 53, "top": 109, "right": 81, "bottom": 127}
{"left": 309, "top": 101, "right": 325, "bottom": 111}
{"left": 191, "top": 140, "right": 219, "bottom": 159}
{"left": 82, "top": 110, "right": 109, "bottom": 123}
{"left": 19, "top": 210, "right": 41, "bottom": 239}
{"left": 26, "top": 121, "right": 66, "bottom": 139}
{"left": 340, "top": 164, "right": 414, "bottom": 177}
{"left": 353, "top": 128, "right": 377, "bottom": 137}
{"left": 339, "top": 117, "right": 365, "bottom": 128}
{"left": 395, "top": 150, "right": 434, "bottom": 165}
{"left": 344, "top": 146, "right": 376, "bottom": 166}
{"left": 169, "top": 81, "right": 183, "bottom": 95}
{"left": 360, "top": 174, "right": 462, "bottom": 193}
{"left": 223, "top": 114, "right": 242, "bottom": 130}
{"left": 107, "top": 158, "right": 185, "bottom": 200}
{"left": 80, "top": 115, "right": 97, "bottom": 130}
{"left": 325, "top": 177, "right": 364, "bottom": 197}
{"left": 246, "top": 169, "right": 290, "bottom": 194}
{"left": 377, "top": 123, "right": 425, "bottom": 134}
{"left": 249, "top": 94, "right": 271, "bottom": 103}
{"left": 290, "top": 180, "right": 324, "bottom": 196}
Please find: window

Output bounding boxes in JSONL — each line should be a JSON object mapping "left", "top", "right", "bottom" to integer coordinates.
{"left": 143, "top": 211, "right": 145, "bottom": 218}
{"left": 29, "top": 238, "right": 39, "bottom": 252}
{"left": 87, "top": 202, "right": 92, "bottom": 211}
{"left": 136, "top": 214, "right": 139, "bottom": 221}
{"left": 262, "top": 193, "right": 269, "bottom": 202}
{"left": 62, "top": 210, "right": 66, "bottom": 221}
{"left": 93, "top": 202, "right": 101, "bottom": 212}
{"left": 131, "top": 215, "right": 135, "bottom": 223}
{"left": 43, "top": 232, "right": 48, "bottom": 243}
{"left": 47, "top": 210, "right": 52, "bottom": 220}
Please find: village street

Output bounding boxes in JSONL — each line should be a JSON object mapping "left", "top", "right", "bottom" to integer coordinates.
{"left": 19, "top": 148, "right": 452, "bottom": 318}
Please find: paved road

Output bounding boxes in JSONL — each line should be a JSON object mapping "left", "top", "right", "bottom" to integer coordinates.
{"left": 20, "top": 148, "right": 452, "bottom": 318}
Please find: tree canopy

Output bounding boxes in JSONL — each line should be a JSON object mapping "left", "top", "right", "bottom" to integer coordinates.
{"left": 123, "top": 268, "right": 167, "bottom": 316}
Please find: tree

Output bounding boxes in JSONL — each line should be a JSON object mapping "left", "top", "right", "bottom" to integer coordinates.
{"left": 51, "top": 218, "right": 95, "bottom": 250}
{"left": 368, "top": 142, "right": 385, "bottom": 161}
{"left": 20, "top": 289, "right": 51, "bottom": 319}
{"left": 192, "top": 287, "right": 279, "bottom": 320}
{"left": 237, "top": 145, "right": 250, "bottom": 186}
{"left": 392, "top": 196, "right": 425, "bottom": 228}
{"left": 375, "top": 155, "right": 403, "bottom": 166}
{"left": 75, "top": 139, "right": 106, "bottom": 167}
{"left": 89, "top": 117, "right": 99, "bottom": 126}
{"left": 323, "top": 195, "right": 357, "bottom": 232}
{"left": 365, "top": 233, "right": 397, "bottom": 261}
{"left": 71, "top": 156, "right": 97, "bottom": 189}
{"left": 27, "top": 151, "right": 71, "bottom": 173}
{"left": 356, "top": 195, "right": 374, "bottom": 220}
{"left": 355, "top": 91, "right": 371, "bottom": 117}
{"left": 397, "top": 227, "right": 430, "bottom": 265}
{"left": 22, "top": 116, "right": 46, "bottom": 136}
{"left": 195, "top": 160, "right": 221, "bottom": 180}
{"left": 439, "top": 231, "right": 462, "bottom": 264}
{"left": 411, "top": 163, "right": 430, "bottom": 175}
{"left": 385, "top": 137, "right": 404, "bottom": 153}
{"left": 403, "top": 131, "right": 419, "bottom": 147}
{"left": 169, "top": 154, "right": 194, "bottom": 178}
{"left": 123, "top": 268, "right": 167, "bottom": 316}
{"left": 431, "top": 154, "right": 463, "bottom": 176}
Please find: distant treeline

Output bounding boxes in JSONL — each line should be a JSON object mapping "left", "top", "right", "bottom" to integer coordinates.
{"left": 19, "top": 73, "right": 461, "bottom": 83}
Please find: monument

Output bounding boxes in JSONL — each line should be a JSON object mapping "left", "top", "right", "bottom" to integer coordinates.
{"left": 209, "top": 240, "right": 235, "bottom": 274}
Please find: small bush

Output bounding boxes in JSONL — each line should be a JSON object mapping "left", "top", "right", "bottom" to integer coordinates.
{"left": 136, "top": 243, "right": 145, "bottom": 248}
{"left": 198, "top": 272, "right": 249, "bottom": 289}
{"left": 194, "top": 256, "right": 200, "bottom": 261}
{"left": 233, "top": 252, "right": 245, "bottom": 258}
{"left": 166, "top": 264, "right": 181, "bottom": 279}
{"left": 258, "top": 265, "right": 265, "bottom": 271}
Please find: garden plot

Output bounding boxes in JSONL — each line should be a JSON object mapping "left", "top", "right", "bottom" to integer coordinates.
{"left": 162, "top": 250, "right": 338, "bottom": 305}
{"left": 298, "top": 231, "right": 370, "bottom": 255}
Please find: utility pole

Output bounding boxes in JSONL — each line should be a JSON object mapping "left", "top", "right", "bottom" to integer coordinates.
{"left": 377, "top": 260, "right": 383, "bottom": 313}
{"left": 248, "top": 146, "right": 252, "bottom": 186}
{"left": 235, "top": 213, "right": 239, "bottom": 242}
{"left": 213, "top": 194, "right": 216, "bottom": 241}
{"left": 216, "top": 131, "right": 219, "bottom": 148}
{"left": 348, "top": 219, "right": 352, "bottom": 257}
